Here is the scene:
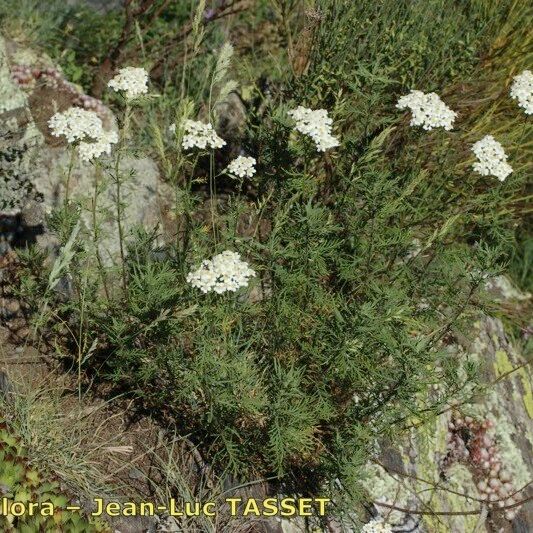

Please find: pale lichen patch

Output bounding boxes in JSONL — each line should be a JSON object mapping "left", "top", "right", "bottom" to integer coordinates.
{"left": 0, "top": 37, "right": 27, "bottom": 113}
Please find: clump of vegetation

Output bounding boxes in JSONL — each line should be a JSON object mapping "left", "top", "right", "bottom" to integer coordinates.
{"left": 1, "top": 0, "right": 531, "bottom": 527}
{"left": 0, "top": 419, "right": 109, "bottom": 531}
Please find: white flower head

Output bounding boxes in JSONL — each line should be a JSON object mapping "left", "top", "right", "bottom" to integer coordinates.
{"left": 108, "top": 67, "right": 149, "bottom": 100}
{"left": 78, "top": 129, "right": 119, "bottom": 162}
{"left": 396, "top": 90, "right": 457, "bottom": 130}
{"left": 182, "top": 120, "right": 226, "bottom": 150}
{"left": 187, "top": 250, "right": 255, "bottom": 294}
{"left": 472, "top": 135, "right": 512, "bottom": 181}
{"left": 288, "top": 106, "right": 339, "bottom": 152}
{"left": 510, "top": 69, "right": 533, "bottom": 115}
{"left": 48, "top": 107, "right": 104, "bottom": 143}
{"left": 48, "top": 107, "right": 118, "bottom": 163}
{"left": 361, "top": 518, "right": 393, "bottom": 533}
{"left": 227, "top": 155, "right": 256, "bottom": 178}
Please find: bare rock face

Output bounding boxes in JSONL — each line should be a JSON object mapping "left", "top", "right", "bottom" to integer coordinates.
{"left": 0, "top": 35, "right": 170, "bottom": 260}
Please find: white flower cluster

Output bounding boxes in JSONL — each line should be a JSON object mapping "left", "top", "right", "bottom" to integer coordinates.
{"left": 78, "top": 130, "right": 119, "bottom": 162}
{"left": 510, "top": 69, "right": 533, "bottom": 115}
{"left": 472, "top": 135, "right": 513, "bottom": 181}
{"left": 288, "top": 106, "right": 340, "bottom": 152}
{"left": 396, "top": 90, "right": 457, "bottom": 130}
{"left": 361, "top": 518, "right": 393, "bottom": 533}
{"left": 227, "top": 155, "right": 257, "bottom": 178}
{"left": 182, "top": 120, "right": 226, "bottom": 150}
{"left": 48, "top": 107, "right": 103, "bottom": 143}
{"left": 187, "top": 251, "right": 255, "bottom": 294}
{"left": 108, "top": 67, "right": 149, "bottom": 100}
{"left": 48, "top": 107, "right": 118, "bottom": 162}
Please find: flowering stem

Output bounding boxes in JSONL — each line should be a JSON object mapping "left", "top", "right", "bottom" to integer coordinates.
{"left": 115, "top": 102, "right": 131, "bottom": 294}
{"left": 177, "top": 152, "right": 199, "bottom": 267}
{"left": 210, "top": 149, "right": 218, "bottom": 248}
{"left": 92, "top": 161, "right": 110, "bottom": 301}
{"left": 77, "top": 275, "right": 87, "bottom": 402}
{"left": 64, "top": 146, "right": 76, "bottom": 206}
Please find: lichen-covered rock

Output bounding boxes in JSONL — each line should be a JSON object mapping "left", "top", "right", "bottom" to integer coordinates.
{"left": 0, "top": 36, "right": 44, "bottom": 214}
{"left": 0, "top": 35, "right": 170, "bottom": 260}
{"left": 360, "top": 302, "right": 533, "bottom": 532}
{"left": 0, "top": 37, "right": 27, "bottom": 114}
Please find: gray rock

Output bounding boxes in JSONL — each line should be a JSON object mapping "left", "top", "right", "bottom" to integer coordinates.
{"left": 0, "top": 36, "right": 44, "bottom": 215}
{"left": 360, "top": 307, "right": 533, "bottom": 532}
{"left": 0, "top": 35, "right": 171, "bottom": 261}
{"left": 31, "top": 148, "right": 168, "bottom": 262}
{"left": 215, "top": 92, "right": 247, "bottom": 153}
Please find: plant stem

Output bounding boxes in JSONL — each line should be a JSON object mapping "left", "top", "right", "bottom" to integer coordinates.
{"left": 64, "top": 146, "right": 76, "bottom": 206}
{"left": 92, "top": 162, "right": 110, "bottom": 301}
{"left": 210, "top": 150, "right": 217, "bottom": 248}
{"left": 77, "top": 276, "right": 87, "bottom": 402}
{"left": 115, "top": 102, "right": 131, "bottom": 294}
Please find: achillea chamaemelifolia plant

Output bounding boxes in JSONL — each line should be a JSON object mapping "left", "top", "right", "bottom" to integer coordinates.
{"left": 107, "top": 66, "right": 149, "bottom": 99}
{"left": 226, "top": 155, "right": 257, "bottom": 178}
{"left": 181, "top": 119, "right": 226, "bottom": 150}
{"left": 288, "top": 106, "right": 339, "bottom": 151}
{"left": 186, "top": 250, "right": 255, "bottom": 294}
{"left": 11, "top": 0, "right": 533, "bottom": 527}
{"left": 48, "top": 107, "right": 118, "bottom": 162}
{"left": 510, "top": 69, "right": 533, "bottom": 115}
{"left": 472, "top": 135, "right": 513, "bottom": 181}
{"left": 396, "top": 90, "right": 457, "bottom": 130}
